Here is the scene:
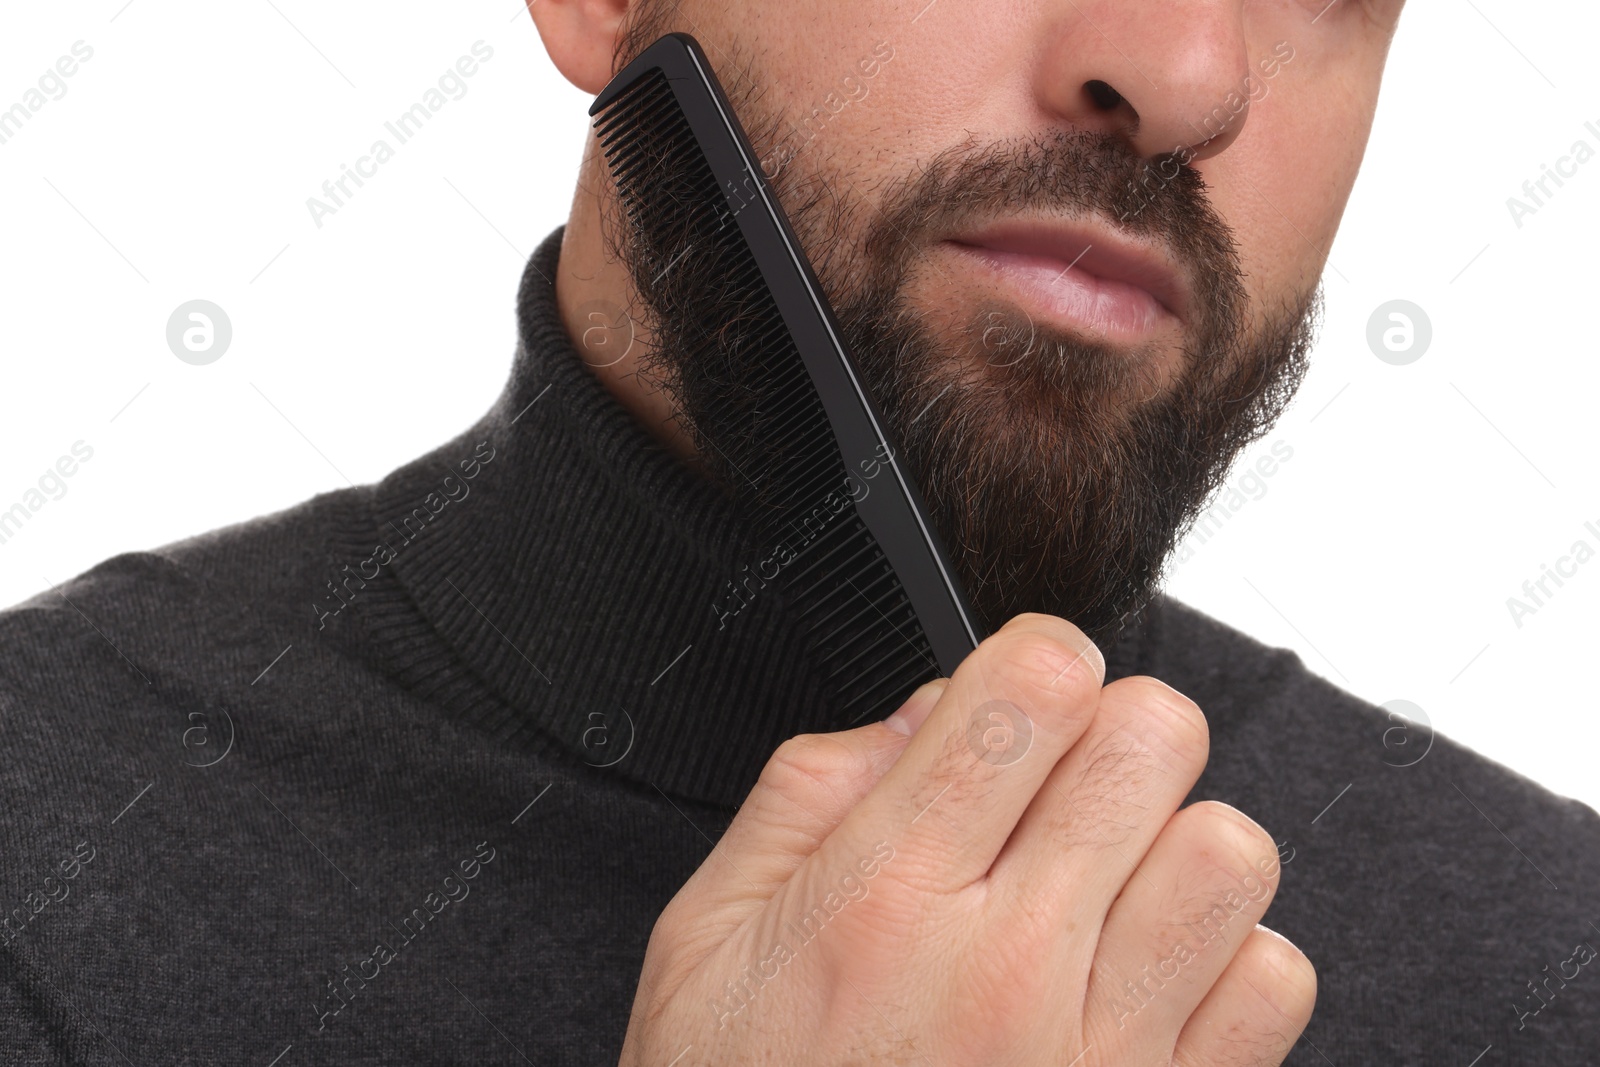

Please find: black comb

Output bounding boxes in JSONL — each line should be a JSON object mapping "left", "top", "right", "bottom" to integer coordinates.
{"left": 590, "top": 32, "right": 985, "bottom": 724}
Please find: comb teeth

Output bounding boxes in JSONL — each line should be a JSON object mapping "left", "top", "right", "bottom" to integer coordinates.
{"left": 592, "top": 68, "right": 942, "bottom": 724}
{"left": 590, "top": 34, "right": 983, "bottom": 718}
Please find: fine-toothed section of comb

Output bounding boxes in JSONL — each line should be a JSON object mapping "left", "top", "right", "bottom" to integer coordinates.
{"left": 781, "top": 518, "right": 937, "bottom": 723}
{"left": 592, "top": 69, "right": 942, "bottom": 725}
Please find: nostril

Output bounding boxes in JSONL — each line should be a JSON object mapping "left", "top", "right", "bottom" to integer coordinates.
{"left": 1084, "top": 79, "right": 1125, "bottom": 111}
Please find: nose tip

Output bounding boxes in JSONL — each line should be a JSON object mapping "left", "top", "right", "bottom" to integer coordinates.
{"left": 1041, "top": 3, "right": 1256, "bottom": 166}
{"left": 1125, "top": 45, "right": 1255, "bottom": 164}
{"left": 1077, "top": 74, "right": 1249, "bottom": 163}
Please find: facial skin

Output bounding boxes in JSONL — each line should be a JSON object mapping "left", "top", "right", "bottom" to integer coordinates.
{"left": 532, "top": 0, "right": 1406, "bottom": 642}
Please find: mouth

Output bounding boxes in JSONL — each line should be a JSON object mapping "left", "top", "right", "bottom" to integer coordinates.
{"left": 939, "top": 215, "right": 1190, "bottom": 343}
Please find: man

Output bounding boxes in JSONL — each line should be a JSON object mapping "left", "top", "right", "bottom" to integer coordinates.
{"left": 1, "top": 0, "right": 1595, "bottom": 1063}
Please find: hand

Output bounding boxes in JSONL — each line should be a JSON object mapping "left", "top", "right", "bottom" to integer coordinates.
{"left": 618, "top": 612, "right": 1314, "bottom": 1065}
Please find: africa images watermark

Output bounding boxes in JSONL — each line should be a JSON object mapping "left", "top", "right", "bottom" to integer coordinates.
{"left": 310, "top": 840, "right": 497, "bottom": 1033}
{"left": 1504, "top": 517, "right": 1600, "bottom": 630}
{"left": 1102, "top": 851, "right": 1283, "bottom": 1031}
{"left": 305, "top": 41, "right": 495, "bottom": 229}
{"left": 1505, "top": 118, "right": 1600, "bottom": 230}
{"left": 1512, "top": 931, "right": 1597, "bottom": 1031}
{"left": 0, "top": 841, "right": 97, "bottom": 947}
{"left": 708, "top": 839, "right": 895, "bottom": 1030}
{"left": 0, "top": 440, "right": 95, "bottom": 550}
{"left": 711, "top": 441, "right": 898, "bottom": 630}
{"left": 180, "top": 706, "right": 236, "bottom": 769}
{"left": 0, "top": 40, "right": 95, "bottom": 149}
{"left": 313, "top": 440, "right": 496, "bottom": 629}
{"left": 758, "top": 39, "right": 895, "bottom": 182}
{"left": 1120, "top": 40, "right": 1294, "bottom": 222}
{"left": 1172, "top": 439, "right": 1294, "bottom": 567}
{"left": 698, "top": 39, "right": 898, "bottom": 239}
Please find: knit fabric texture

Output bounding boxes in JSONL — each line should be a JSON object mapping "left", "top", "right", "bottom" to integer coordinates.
{"left": 0, "top": 226, "right": 1595, "bottom": 1064}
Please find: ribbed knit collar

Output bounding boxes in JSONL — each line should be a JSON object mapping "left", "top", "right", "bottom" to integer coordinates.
{"left": 328, "top": 226, "right": 1146, "bottom": 811}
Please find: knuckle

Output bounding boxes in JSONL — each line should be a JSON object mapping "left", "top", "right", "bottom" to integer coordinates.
{"left": 1111, "top": 675, "right": 1210, "bottom": 767}
{"left": 952, "top": 919, "right": 1053, "bottom": 1045}
{"left": 1262, "top": 931, "right": 1318, "bottom": 999}
{"left": 979, "top": 620, "right": 1105, "bottom": 711}
{"left": 1038, "top": 681, "right": 1211, "bottom": 851}
{"left": 1185, "top": 801, "right": 1281, "bottom": 875}
{"left": 1249, "top": 927, "right": 1319, "bottom": 1018}
{"left": 645, "top": 898, "right": 688, "bottom": 955}
{"left": 761, "top": 733, "right": 864, "bottom": 808}
{"left": 868, "top": 851, "right": 955, "bottom": 899}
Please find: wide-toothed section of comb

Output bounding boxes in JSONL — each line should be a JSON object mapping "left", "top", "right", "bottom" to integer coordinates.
{"left": 592, "top": 71, "right": 941, "bottom": 724}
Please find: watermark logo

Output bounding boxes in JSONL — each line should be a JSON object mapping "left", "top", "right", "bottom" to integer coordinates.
{"left": 181, "top": 707, "right": 235, "bottom": 768}
{"left": 1366, "top": 299, "right": 1431, "bottom": 366}
{"left": 166, "top": 300, "right": 232, "bottom": 365}
{"left": 574, "top": 298, "right": 637, "bottom": 369}
{"left": 711, "top": 442, "right": 897, "bottom": 631}
{"left": 978, "top": 306, "right": 1040, "bottom": 368}
{"left": 579, "top": 709, "right": 635, "bottom": 769}
{"left": 758, "top": 40, "right": 895, "bottom": 182}
{"left": 1379, "top": 699, "right": 1433, "bottom": 769}
{"left": 966, "top": 699, "right": 1033, "bottom": 767}
{"left": 313, "top": 440, "right": 496, "bottom": 630}
{"left": 1104, "top": 853, "right": 1281, "bottom": 1030}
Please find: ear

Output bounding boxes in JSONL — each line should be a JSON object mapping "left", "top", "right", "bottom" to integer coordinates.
{"left": 529, "top": 0, "right": 636, "bottom": 95}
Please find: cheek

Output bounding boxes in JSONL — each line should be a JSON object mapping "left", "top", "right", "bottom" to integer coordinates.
{"left": 1198, "top": 67, "right": 1377, "bottom": 312}
{"left": 714, "top": 0, "right": 1016, "bottom": 179}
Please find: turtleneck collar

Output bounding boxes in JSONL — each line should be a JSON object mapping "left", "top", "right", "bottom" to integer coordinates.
{"left": 326, "top": 226, "right": 1145, "bottom": 810}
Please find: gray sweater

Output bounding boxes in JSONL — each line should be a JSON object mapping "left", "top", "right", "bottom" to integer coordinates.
{"left": 1, "top": 227, "right": 1594, "bottom": 1064}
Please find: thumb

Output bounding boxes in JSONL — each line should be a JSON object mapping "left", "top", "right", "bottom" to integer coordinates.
{"left": 680, "top": 678, "right": 950, "bottom": 917}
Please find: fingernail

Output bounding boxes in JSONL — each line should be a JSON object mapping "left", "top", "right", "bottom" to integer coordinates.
{"left": 883, "top": 678, "right": 947, "bottom": 736}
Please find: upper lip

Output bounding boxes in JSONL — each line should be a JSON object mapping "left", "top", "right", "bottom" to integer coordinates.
{"left": 945, "top": 216, "right": 1191, "bottom": 323}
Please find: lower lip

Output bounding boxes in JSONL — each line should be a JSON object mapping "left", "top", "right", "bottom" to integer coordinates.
{"left": 942, "top": 241, "right": 1177, "bottom": 341}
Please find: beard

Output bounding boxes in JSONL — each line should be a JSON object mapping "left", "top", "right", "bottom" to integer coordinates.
{"left": 600, "top": 25, "right": 1321, "bottom": 647}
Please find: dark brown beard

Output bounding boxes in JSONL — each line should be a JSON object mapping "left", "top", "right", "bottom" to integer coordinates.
{"left": 602, "top": 23, "right": 1321, "bottom": 646}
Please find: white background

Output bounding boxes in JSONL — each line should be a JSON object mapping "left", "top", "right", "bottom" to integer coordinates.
{"left": 1, "top": 2, "right": 1595, "bottom": 808}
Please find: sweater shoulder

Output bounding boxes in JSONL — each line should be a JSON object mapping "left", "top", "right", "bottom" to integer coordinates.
{"left": 1147, "top": 593, "right": 1596, "bottom": 815}
{"left": 0, "top": 485, "right": 373, "bottom": 710}
{"left": 1143, "top": 595, "right": 1600, "bottom": 1053}
{"left": 1146, "top": 593, "right": 1599, "bottom": 828}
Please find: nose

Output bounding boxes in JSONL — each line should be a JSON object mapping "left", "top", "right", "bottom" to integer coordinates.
{"left": 1035, "top": 0, "right": 1255, "bottom": 164}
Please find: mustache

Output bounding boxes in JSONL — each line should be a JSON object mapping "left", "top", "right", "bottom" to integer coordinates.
{"left": 776, "top": 127, "right": 1247, "bottom": 347}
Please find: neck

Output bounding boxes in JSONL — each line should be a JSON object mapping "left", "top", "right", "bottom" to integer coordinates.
{"left": 325, "top": 227, "right": 850, "bottom": 809}
{"left": 554, "top": 143, "right": 701, "bottom": 467}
